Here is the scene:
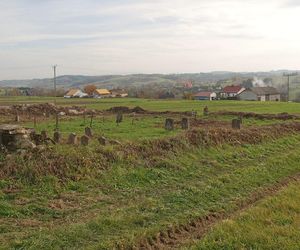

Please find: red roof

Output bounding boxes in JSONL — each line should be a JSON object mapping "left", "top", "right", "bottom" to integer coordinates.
{"left": 222, "top": 85, "right": 243, "bottom": 93}
{"left": 193, "top": 91, "right": 213, "bottom": 97}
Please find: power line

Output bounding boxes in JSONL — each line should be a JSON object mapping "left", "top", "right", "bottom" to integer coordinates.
{"left": 53, "top": 65, "right": 57, "bottom": 104}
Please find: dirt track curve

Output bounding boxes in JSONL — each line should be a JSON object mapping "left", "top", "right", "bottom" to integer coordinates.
{"left": 132, "top": 174, "right": 300, "bottom": 250}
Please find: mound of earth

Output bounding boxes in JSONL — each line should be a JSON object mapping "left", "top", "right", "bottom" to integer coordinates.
{"left": 7, "top": 103, "right": 94, "bottom": 116}
{"left": 215, "top": 111, "right": 299, "bottom": 120}
{"left": 107, "top": 106, "right": 146, "bottom": 114}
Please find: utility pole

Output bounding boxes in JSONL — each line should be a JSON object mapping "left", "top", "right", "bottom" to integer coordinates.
{"left": 283, "top": 72, "right": 298, "bottom": 102}
{"left": 53, "top": 65, "right": 57, "bottom": 104}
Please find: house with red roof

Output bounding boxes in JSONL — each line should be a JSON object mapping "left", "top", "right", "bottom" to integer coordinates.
{"left": 220, "top": 85, "right": 245, "bottom": 99}
{"left": 193, "top": 91, "right": 217, "bottom": 101}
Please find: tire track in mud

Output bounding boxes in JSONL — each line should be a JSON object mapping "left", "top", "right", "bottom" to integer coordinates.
{"left": 132, "top": 173, "right": 300, "bottom": 250}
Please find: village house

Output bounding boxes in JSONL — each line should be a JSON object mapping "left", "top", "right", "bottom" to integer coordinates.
{"left": 220, "top": 85, "right": 246, "bottom": 99}
{"left": 193, "top": 91, "right": 217, "bottom": 101}
{"left": 110, "top": 89, "right": 128, "bottom": 98}
{"left": 64, "top": 89, "right": 88, "bottom": 98}
{"left": 238, "top": 87, "right": 280, "bottom": 101}
{"left": 93, "top": 89, "right": 111, "bottom": 98}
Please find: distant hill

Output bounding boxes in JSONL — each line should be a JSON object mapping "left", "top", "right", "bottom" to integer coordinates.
{"left": 0, "top": 70, "right": 299, "bottom": 89}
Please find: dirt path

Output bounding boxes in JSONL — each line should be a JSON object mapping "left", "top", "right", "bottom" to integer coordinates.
{"left": 134, "top": 174, "right": 300, "bottom": 249}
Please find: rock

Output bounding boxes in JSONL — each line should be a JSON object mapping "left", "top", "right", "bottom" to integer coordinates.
{"left": 181, "top": 118, "right": 190, "bottom": 130}
{"left": 81, "top": 135, "right": 89, "bottom": 146}
{"left": 107, "top": 106, "right": 130, "bottom": 113}
{"left": 98, "top": 136, "right": 107, "bottom": 146}
{"left": 67, "top": 133, "right": 77, "bottom": 145}
{"left": 16, "top": 139, "right": 36, "bottom": 150}
{"left": 68, "top": 109, "right": 80, "bottom": 115}
{"left": 116, "top": 113, "right": 123, "bottom": 124}
{"left": 85, "top": 127, "right": 93, "bottom": 137}
{"left": 232, "top": 119, "right": 241, "bottom": 129}
{"left": 53, "top": 131, "right": 61, "bottom": 143}
{"left": 0, "top": 124, "right": 36, "bottom": 151}
{"left": 131, "top": 106, "right": 146, "bottom": 113}
{"left": 41, "top": 130, "right": 48, "bottom": 141}
{"left": 165, "top": 119, "right": 174, "bottom": 131}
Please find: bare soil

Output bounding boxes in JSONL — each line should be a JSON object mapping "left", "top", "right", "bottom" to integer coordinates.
{"left": 214, "top": 110, "right": 300, "bottom": 120}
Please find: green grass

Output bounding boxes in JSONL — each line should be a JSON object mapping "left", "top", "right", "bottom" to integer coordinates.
{"left": 1, "top": 96, "right": 300, "bottom": 113}
{"left": 19, "top": 114, "right": 280, "bottom": 142}
{"left": 2, "top": 135, "right": 300, "bottom": 248}
{"left": 22, "top": 115, "right": 179, "bottom": 141}
{"left": 190, "top": 181, "right": 300, "bottom": 250}
{"left": 1, "top": 97, "right": 300, "bottom": 248}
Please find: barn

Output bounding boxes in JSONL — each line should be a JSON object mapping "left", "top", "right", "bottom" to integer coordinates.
{"left": 238, "top": 87, "right": 280, "bottom": 101}
{"left": 193, "top": 91, "right": 217, "bottom": 101}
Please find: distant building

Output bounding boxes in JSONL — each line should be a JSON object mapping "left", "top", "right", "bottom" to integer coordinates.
{"left": 93, "top": 89, "right": 111, "bottom": 98}
{"left": 64, "top": 89, "right": 88, "bottom": 98}
{"left": 220, "top": 85, "right": 245, "bottom": 99}
{"left": 184, "top": 81, "right": 193, "bottom": 89}
{"left": 110, "top": 89, "right": 128, "bottom": 98}
{"left": 193, "top": 91, "right": 217, "bottom": 101}
{"left": 238, "top": 87, "right": 280, "bottom": 101}
{"left": 159, "top": 91, "right": 175, "bottom": 99}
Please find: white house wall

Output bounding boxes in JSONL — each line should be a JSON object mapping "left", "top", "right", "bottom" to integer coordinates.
{"left": 269, "top": 94, "right": 280, "bottom": 101}
{"left": 210, "top": 93, "right": 217, "bottom": 100}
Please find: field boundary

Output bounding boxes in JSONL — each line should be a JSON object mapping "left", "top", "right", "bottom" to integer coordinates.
{"left": 213, "top": 110, "right": 300, "bottom": 120}
{"left": 2, "top": 122, "right": 300, "bottom": 182}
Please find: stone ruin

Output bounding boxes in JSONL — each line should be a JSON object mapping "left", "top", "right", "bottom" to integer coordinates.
{"left": 181, "top": 118, "right": 190, "bottom": 130}
{"left": 68, "top": 133, "right": 77, "bottom": 145}
{"left": 232, "top": 119, "right": 241, "bottom": 129}
{"left": 116, "top": 113, "right": 123, "bottom": 125}
{"left": 0, "top": 124, "right": 123, "bottom": 151}
{"left": 85, "top": 127, "right": 93, "bottom": 137}
{"left": 0, "top": 124, "right": 36, "bottom": 151}
{"left": 53, "top": 131, "right": 61, "bottom": 143}
{"left": 165, "top": 118, "right": 174, "bottom": 131}
{"left": 98, "top": 136, "right": 107, "bottom": 146}
{"left": 81, "top": 135, "right": 90, "bottom": 146}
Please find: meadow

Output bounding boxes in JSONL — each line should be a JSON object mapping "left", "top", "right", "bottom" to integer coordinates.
{"left": 1, "top": 96, "right": 300, "bottom": 113}
{"left": 190, "top": 180, "right": 300, "bottom": 250}
{"left": 1, "top": 97, "right": 300, "bottom": 249}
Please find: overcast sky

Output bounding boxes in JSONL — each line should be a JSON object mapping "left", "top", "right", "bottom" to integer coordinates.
{"left": 0, "top": 0, "right": 299, "bottom": 80}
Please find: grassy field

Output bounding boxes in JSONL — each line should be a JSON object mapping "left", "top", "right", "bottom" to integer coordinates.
{"left": 1, "top": 134, "right": 300, "bottom": 248}
{"left": 191, "top": 181, "right": 300, "bottom": 250}
{"left": 23, "top": 115, "right": 179, "bottom": 141}
{"left": 18, "top": 114, "right": 281, "bottom": 142}
{"left": 1, "top": 96, "right": 300, "bottom": 113}
{"left": 1, "top": 97, "right": 300, "bottom": 249}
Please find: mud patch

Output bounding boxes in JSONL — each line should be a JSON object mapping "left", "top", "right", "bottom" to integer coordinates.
{"left": 214, "top": 111, "right": 299, "bottom": 120}
{"left": 106, "top": 106, "right": 193, "bottom": 116}
{"left": 0, "top": 103, "right": 102, "bottom": 117}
